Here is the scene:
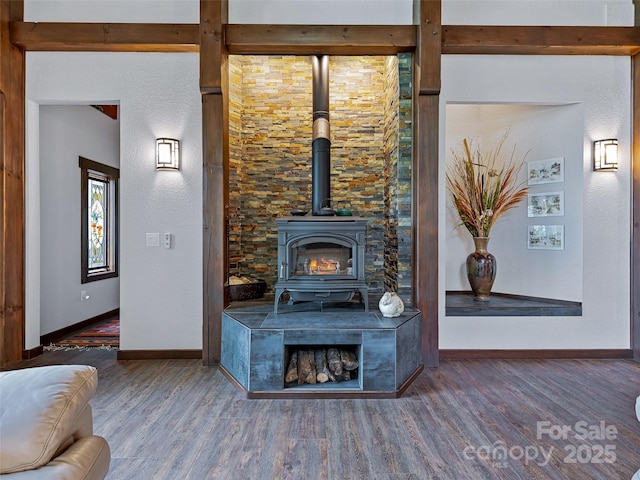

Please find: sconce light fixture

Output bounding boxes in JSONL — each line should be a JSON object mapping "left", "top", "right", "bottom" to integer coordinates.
{"left": 156, "top": 138, "right": 180, "bottom": 170}
{"left": 593, "top": 139, "right": 618, "bottom": 171}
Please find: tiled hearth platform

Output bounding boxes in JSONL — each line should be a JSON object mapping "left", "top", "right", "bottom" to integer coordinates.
{"left": 220, "top": 301, "right": 423, "bottom": 399}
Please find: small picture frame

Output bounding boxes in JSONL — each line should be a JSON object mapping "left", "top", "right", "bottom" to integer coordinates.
{"left": 527, "top": 191, "right": 564, "bottom": 217}
{"left": 527, "top": 157, "right": 565, "bottom": 185}
{"left": 528, "top": 225, "right": 564, "bottom": 250}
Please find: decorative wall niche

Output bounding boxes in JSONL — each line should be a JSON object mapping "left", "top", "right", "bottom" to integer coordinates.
{"left": 445, "top": 103, "right": 584, "bottom": 303}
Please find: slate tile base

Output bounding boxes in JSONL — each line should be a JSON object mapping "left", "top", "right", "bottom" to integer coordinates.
{"left": 221, "top": 301, "right": 423, "bottom": 399}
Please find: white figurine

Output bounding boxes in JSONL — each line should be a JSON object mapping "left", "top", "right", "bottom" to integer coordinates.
{"left": 378, "top": 292, "right": 405, "bottom": 318}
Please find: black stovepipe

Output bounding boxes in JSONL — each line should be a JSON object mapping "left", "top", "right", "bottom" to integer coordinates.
{"left": 311, "top": 55, "right": 332, "bottom": 216}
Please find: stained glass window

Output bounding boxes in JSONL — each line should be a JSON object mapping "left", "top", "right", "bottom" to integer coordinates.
{"left": 88, "top": 175, "right": 108, "bottom": 269}
{"left": 80, "top": 157, "right": 119, "bottom": 283}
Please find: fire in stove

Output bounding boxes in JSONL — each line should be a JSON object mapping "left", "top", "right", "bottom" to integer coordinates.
{"left": 294, "top": 243, "right": 353, "bottom": 276}
{"left": 306, "top": 257, "right": 346, "bottom": 275}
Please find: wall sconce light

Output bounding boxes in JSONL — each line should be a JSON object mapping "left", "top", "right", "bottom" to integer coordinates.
{"left": 593, "top": 139, "right": 618, "bottom": 171}
{"left": 156, "top": 138, "right": 180, "bottom": 170}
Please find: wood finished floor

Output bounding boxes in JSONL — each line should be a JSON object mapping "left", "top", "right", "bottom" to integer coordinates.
{"left": 7, "top": 350, "right": 640, "bottom": 479}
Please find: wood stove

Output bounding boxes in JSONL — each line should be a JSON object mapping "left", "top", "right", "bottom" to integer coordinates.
{"left": 273, "top": 55, "right": 369, "bottom": 313}
{"left": 274, "top": 216, "right": 368, "bottom": 313}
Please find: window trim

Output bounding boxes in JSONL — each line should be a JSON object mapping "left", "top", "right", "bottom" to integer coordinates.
{"left": 80, "top": 156, "right": 119, "bottom": 284}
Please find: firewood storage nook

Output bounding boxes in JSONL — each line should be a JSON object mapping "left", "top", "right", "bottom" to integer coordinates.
{"left": 220, "top": 302, "right": 423, "bottom": 399}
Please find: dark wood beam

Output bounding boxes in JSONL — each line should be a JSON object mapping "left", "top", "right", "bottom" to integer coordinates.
{"left": 442, "top": 25, "right": 640, "bottom": 56}
{"left": 225, "top": 24, "right": 417, "bottom": 55}
{"left": 0, "top": 0, "right": 25, "bottom": 367}
{"left": 201, "top": 0, "right": 228, "bottom": 365}
{"left": 10, "top": 22, "right": 417, "bottom": 55}
{"left": 633, "top": 36, "right": 640, "bottom": 362}
{"left": 10, "top": 22, "right": 199, "bottom": 52}
{"left": 11, "top": 22, "right": 640, "bottom": 57}
{"left": 414, "top": 0, "right": 440, "bottom": 367}
{"left": 417, "top": 5, "right": 440, "bottom": 94}
{"left": 200, "top": 1, "right": 225, "bottom": 91}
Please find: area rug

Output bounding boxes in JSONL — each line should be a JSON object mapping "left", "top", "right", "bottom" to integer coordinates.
{"left": 46, "top": 317, "right": 119, "bottom": 350}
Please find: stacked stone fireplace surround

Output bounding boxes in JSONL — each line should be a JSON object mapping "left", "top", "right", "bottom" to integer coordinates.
{"left": 227, "top": 54, "right": 413, "bottom": 297}
{"left": 220, "top": 54, "right": 421, "bottom": 397}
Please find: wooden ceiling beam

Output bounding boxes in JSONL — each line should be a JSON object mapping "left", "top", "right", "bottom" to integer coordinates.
{"left": 9, "top": 22, "right": 640, "bottom": 56}
{"left": 11, "top": 22, "right": 416, "bottom": 55}
{"left": 442, "top": 25, "right": 640, "bottom": 56}
{"left": 224, "top": 24, "right": 417, "bottom": 55}
{"left": 10, "top": 22, "right": 199, "bottom": 52}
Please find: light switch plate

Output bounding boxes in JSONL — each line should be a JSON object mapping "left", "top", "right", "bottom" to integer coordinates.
{"left": 164, "top": 233, "right": 171, "bottom": 249}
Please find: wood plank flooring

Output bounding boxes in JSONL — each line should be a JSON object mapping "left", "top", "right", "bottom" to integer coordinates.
{"left": 5, "top": 350, "right": 640, "bottom": 479}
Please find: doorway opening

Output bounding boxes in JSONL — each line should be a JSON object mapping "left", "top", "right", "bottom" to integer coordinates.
{"left": 36, "top": 104, "right": 121, "bottom": 350}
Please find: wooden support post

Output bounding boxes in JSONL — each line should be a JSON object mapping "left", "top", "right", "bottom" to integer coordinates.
{"left": 633, "top": 11, "right": 640, "bottom": 361}
{"left": 414, "top": 0, "right": 441, "bottom": 367}
{"left": 0, "top": 0, "right": 25, "bottom": 367}
{"left": 201, "top": 0, "right": 229, "bottom": 365}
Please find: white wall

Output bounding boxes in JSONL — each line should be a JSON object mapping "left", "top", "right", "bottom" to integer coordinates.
{"left": 39, "top": 105, "right": 120, "bottom": 336}
{"left": 23, "top": 0, "right": 634, "bottom": 352}
{"left": 439, "top": 1, "right": 633, "bottom": 350}
{"left": 24, "top": 0, "right": 414, "bottom": 24}
{"left": 440, "top": 55, "right": 631, "bottom": 349}
{"left": 28, "top": 0, "right": 632, "bottom": 26}
{"left": 442, "top": 0, "right": 633, "bottom": 26}
{"left": 228, "top": 0, "right": 414, "bottom": 24}
{"left": 24, "top": 0, "right": 199, "bottom": 23}
{"left": 26, "top": 53, "right": 202, "bottom": 350}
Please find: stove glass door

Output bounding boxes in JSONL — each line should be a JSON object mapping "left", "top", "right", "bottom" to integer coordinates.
{"left": 289, "top": 237, "right": 354, "bottom": 279}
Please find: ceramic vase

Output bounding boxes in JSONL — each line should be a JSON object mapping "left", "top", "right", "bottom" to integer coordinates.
{"left": 378, "top": 292, "right": 405, "bottom": 318}
{"left": 466, "top": 237, "right": 496, "bottom": 301}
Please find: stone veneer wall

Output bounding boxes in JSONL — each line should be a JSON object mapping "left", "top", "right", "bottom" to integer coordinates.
{"left": 228, "top": 55, "right": 313, "bottom": 284}
{"left": 228, "top": 58, "right": 244, "bottom": 274}
{"left": 328, "top": 56, "right": 386, "bottom": 292}
{"left": 228, "top": 55, "right": 411, "bottom": 298}
{"left": 397, "top": 53, "right": 413, "bottom": 300}
{"left": 381, "top": 53, "right": 413, "bottom": 302}
{"left": 383, "top": 56, "right": 399, "bottom": 292}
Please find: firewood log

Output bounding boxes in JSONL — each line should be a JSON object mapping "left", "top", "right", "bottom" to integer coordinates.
{"left": 285, "top": 350, "right": 298, "bottom": 383}
{"left": 305, "top": 350, "right": 317, "bottom": 384}
{"left": 327, "top": 348, "right": 343, "bottom": 375}
{"left": 336, "top": 370, "right": 351, "bottom": 382}
{"left": 298, "top": 350, "right": 316, "bottom": 384}
{"left": 297, "top": 350, "right": 310, "bottom": 384}
{"left": 340, "top": 348, "right": 359, "bottom": 371}
{"left": 314, "top": 349, "right": 334, "bottom": 383}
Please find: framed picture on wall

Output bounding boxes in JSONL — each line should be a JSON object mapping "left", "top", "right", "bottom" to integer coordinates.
{"left": 528, "top": 225, "right": 564, "bottom": 250}
{"left": 527, "top": 191, "right": 564, "bottom": 217}
{"left": 527, "top": 157, "right": 564, "bottom": 185}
